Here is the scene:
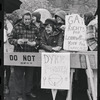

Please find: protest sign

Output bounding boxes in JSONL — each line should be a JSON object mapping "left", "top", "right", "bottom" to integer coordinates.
{"left": 4, "top": 52, "right": 41, "bottom": 67}
{"left": 63, "top": 14, "right": 88, "bottom": 51}
{"left": 41, "top": 52, "right": 70, "bottom": 90}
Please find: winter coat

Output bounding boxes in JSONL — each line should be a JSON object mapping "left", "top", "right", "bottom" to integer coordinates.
{"left": 32, "top": 21, "right": 45, "bottom": 50}
{"left": 32, "top": 21, "right": 45, "bottom": 40}
{"left": 40, "top": 30, "right": 63, "bottom": 52}
{"left": 9, "top": 21, "right": 40, "bottom": 52}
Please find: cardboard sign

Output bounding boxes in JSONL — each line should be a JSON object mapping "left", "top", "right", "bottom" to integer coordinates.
{"left": 63, "top": 14, "right": 88, "bottom": 51}
{"left": 41, "top": 53, "right": 70, "bottom": 90}
{"left": 4, "top": 52, "right": 41, "bottom": 67}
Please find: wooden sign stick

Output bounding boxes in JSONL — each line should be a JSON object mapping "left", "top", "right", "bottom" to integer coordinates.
{"left": 51, "top": 89, "right": 57, "bottom": 100}
{"left": 66, "top": 69, "right": 75, "bottom": 100}
{"left": 86, "top": 55, "right": 96, "bottom": 100}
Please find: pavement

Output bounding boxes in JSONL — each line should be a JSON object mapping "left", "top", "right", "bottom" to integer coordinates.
{"left": 4, "top": 68, "right": 89, "bottom": 100}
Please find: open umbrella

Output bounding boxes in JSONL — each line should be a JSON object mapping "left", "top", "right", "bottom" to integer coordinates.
{"left": 34, "top": 8, "right": 52, "bottom": 23}
{"left": 4, "top": 0, "right": 22, "bottom": 13}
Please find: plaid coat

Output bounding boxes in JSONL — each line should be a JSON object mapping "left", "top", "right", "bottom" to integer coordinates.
{"left": 9, "top": 21, "right": 40, "bottom": 52}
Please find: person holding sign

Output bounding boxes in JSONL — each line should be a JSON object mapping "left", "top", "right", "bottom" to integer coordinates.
{"left": 40, "top": 18, "right": 68, "bottom": 99}
{"left": 84, "top": 11, "right": 98, "bottom": 99}
{"left": 9, "top": 11, "right": 40, "bottom": 100}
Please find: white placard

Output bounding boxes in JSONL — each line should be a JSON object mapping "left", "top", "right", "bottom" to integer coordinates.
{"left": 63, "top": 14, "right": 88, "bottom": 51}
{"left": 41, "top": 53, "right": 70, "bottom": 90}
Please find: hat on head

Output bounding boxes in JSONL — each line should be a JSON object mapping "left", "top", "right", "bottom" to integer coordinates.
{"left": 32, "top": 12, "right": 41, "bottom": 22}
{"left": 22, "top": 10, "right": 31, "bottom": 19}
{"left": 22, "top": 10, "right": 31, "bottom": 16}
{"left": 55, "top": 10, "right": 66, "bottom": 21}
{"left": 44, "top": 18, "right": 56, "bottom": 26}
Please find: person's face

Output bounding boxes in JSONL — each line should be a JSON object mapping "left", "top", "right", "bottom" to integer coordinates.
{"left": 23, "top": 15, "right": 31, "bottom": 25}
{"left": 45, "top": 24, "right": 53, "bottom": 34}
{"left": 32, "top": 16, "right": 37, "bottom": 23}
{"left": 56, "top": 16, "right": 63, "bottom": 24}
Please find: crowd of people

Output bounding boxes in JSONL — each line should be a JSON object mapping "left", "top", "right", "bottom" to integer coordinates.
{"left": 4, "top": 9, "right": 98, "bottom": 100}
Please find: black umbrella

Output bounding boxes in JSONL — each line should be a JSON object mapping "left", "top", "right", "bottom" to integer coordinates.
{"left": 4, "top": 0, "right": 22, "bottom": 13}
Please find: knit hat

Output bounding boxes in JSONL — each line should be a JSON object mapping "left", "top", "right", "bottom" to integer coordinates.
{"left": 32, "top": 12, "right": 41, "bottom": 22}
{"left": 22, "top": 10, "right": 31, "bottom": 17}
{"left": 44, "top": 18, "right": 56, "bottom": 26}
{"left": 55, "top": 10, "right": 66, "bottom": 21}
{"left": 21, "top": 11, "right": 32, "bottom": 21}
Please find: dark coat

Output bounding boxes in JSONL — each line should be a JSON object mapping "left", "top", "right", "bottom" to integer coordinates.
{"left": 40, "top": 30, "right": 63, "bottom": 52}
{"left": 31, "top": 21, "right": 45, "bottom": 37}
{"left": 31, "top": 21, "right": 45, "bottom": 50}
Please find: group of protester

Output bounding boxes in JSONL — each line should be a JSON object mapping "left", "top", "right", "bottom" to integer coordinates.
{"left": 4, "top": 9, "right": 98, "bottom": 100}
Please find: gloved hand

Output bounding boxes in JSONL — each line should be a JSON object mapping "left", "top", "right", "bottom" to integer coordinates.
{"left": 27, "top": 41, "right": 36, "bottom": 46}
{"left": 52, "top": 46, "right": 62, "bottom": 52}
{"left": 60, "top": 25, "right": 66, "bottom": 30}
{"left": 17, "top": 39, "right": 25, "bottom": 45}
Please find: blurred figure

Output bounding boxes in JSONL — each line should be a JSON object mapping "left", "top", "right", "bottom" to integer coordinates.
{"left": 84, "top": 12, "right": 97, "bottom": 51}
{"left": 54, "top": 10, "right": 69, "bottom": 98}
{"left": 32, "top": 12, "right": 45, "bottom": 42}
{"left": 34, "top": 8, "right": 52, "bottom": 23}
{"left": 72, "top": 12, "right": 95, "bottom": 99}
{"left": 84, "top": 12, "right": 95, "bottom": 26}
{"left": 14, "top": 18, "right": 22, "bottom": 25}
{"left": 31, "top": 12, "right": 44, "bottom": 93}
{"left": 54, "top": 10, "right": 66, "bottom": 50}
{"left": 84, "top": 10, "right": 98, "bottom": 99}
{"left": 4, "top": 12, "right": 13, "bottom": 95}
{"left": 55, "top": 10, "right": 66, "bottom": 32}
{"left": 87, "top": 16, "right": 98, "bottom": 51}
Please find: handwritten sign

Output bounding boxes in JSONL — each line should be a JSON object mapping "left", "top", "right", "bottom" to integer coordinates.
{"left": 63, "top": 14, "right": 88, "bottom": 51}
{"left": 41, "top": 53, "right": 70, "bottom": 90}
{"left": 4, "top": 52, "right": 41, "bottom": 67}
